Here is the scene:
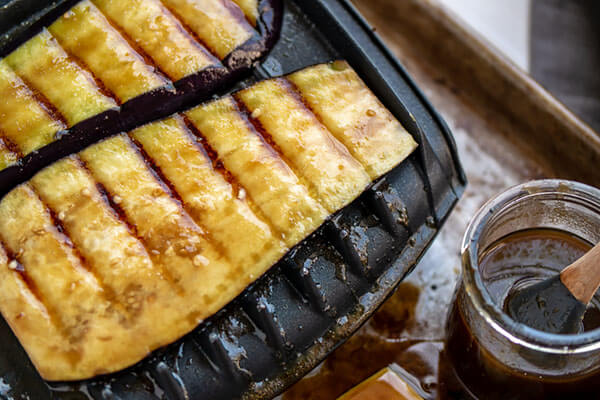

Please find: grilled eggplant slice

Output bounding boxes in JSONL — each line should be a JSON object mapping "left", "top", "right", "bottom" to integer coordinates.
{"left": 5, "top": 29, "right": 118, "bottom": 127}
{"left": 0, "top": 60, "right": 67, "bottom": 155}
{"left": 91, "top": 0, "right": 217, "bottom": 81}
{"left": 0, "top": 0, "right": 282, "bottom": 174}
{"left": 0, "top": 62, "right": 417, "bottom": 381}
{"left": 287, "top": 62, "right": 418, "bottom": 180}
{"left": 186, "top": 97, "right": 328, "bottom": 246}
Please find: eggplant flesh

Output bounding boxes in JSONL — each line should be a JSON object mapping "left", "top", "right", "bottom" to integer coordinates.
{"left": 0, "top": 61, "right": 417, "bottom": 381}
{"left": 0, "top": 0, "right": 278, "bottom": 169}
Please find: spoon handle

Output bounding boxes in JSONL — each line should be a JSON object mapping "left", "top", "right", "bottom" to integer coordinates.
{"left": 561, "top": 242, "right": 600, "bottom": 304}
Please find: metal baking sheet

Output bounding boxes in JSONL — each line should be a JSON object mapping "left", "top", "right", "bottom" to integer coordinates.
{"left": 282, "top": 1, "right": 600, "bottom": 398}
{"left": 0, "top": 0, "right": 465, "bottom": 399}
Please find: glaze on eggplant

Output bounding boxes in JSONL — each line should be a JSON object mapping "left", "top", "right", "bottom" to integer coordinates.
{"left": 0, "top": 62, "right": 417, "bottom": 381}
{"left": 0, "top": 0, "right": 282, "bottom": 195}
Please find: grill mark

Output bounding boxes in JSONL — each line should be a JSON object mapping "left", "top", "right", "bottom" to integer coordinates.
{"left": 180, "top": 115, "right": 240, "bottom": 196}
{"left": 16, "top": 268, "right": 45, "bottom": 310}
{"left": 41, "top": 192, "right": 78, "bottom": 251}
{"left": 10, "top": 69, "right": 69, "bottom": 128}
{"left": 232, "top": 94, "right": 325, "bottom": 208}
{"left": 94, "top": 183, "right": 133, "bottom": 234}
{"left": 1, "top": 226, "right": 93, "bottom": 356}
{"left": 74, "top": 156, "right": 184, "bottom": 295}
{"left": 181, "top": 115, "right": 285, "bottom": 241}
{"left": 280, "top": 77, "right": 366, "bottom": 169}
{"left": 157, "top": 1, "right": 222, "bottom": 69}
{"left": 125, "top": 134, "right": 232, "bottom": 265}
{"left": 28, "top": 187, "right": 137, "bottom": 319}
{"left": 94, "top": 7, "right": 173, "bottom": 84}
{"left": 280, "top": 77, "right": 331, "bottom": 134}
{"left": 0, "top": 133, "right": 24, "bottom": 159}
{"left": 125, "top": 135, "right": 187, "bottom": 209}
{"left": 75, "top": 155, "right": 134, "bottom": 233}
{"left": 0, "top": 238, "right": 47, "bottom": 312}
{"left": 49, "top": 34, "right": 121, "bottom": 105}
{"left": 157, "top": 0, "right": 224, "bottom": 61}
{"left": 0, "top": 234, "right": 58, "bottom": 331}
{"left": 226, "top": 101, "right": 281, "bottom": 163}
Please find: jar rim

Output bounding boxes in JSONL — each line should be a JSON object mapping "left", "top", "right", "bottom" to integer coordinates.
{"left": 461, "top": 179, "right": 600, "bottom": 354}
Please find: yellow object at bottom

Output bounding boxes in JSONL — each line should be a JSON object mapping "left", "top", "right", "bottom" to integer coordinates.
{"left": 338, "top": 366, "right": 425, "bottom": 400}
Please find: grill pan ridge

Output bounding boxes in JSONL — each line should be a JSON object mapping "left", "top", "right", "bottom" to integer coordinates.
{"left": 0, "top": 0, "right": 466, "bottom": 399}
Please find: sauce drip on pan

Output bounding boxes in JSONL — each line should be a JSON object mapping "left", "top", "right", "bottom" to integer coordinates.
{"left": 283, "top": 282, "right": 444, "bottom": 399}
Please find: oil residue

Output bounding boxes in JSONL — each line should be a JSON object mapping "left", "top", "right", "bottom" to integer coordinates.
{"left": 283, "top": 282, "right": 443, "bottom": 399}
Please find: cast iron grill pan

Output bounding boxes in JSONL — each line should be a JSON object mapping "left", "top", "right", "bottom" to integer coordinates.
{"left": 0, "top": 0, "right": 466, "bottom": 399}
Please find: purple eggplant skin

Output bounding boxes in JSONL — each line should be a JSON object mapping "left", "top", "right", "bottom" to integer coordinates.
{"left": 0, "top": 0, "right": 283, "bottom": 200}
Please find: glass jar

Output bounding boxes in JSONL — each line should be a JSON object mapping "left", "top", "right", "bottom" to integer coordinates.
{"left": 445, "top": 179, "right": 600, "bottom": 400}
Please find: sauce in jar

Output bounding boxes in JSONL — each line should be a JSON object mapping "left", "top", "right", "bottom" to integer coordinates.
{"left": 444, "top": 228, "right": 600, "bottom": 399}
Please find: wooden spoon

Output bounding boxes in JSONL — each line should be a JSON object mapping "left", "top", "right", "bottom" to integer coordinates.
{"left": 506, "top": 242, "right": 600, "bottom": 334}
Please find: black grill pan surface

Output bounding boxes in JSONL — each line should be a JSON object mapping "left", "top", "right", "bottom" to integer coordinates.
{"left": 0, "top": 0, "right": 466, "bottom": 399}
